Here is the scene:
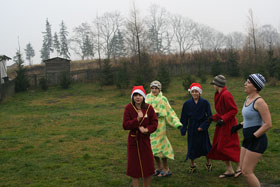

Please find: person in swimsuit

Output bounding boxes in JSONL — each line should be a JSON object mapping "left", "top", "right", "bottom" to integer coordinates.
{"left": 231, "top": 73, "right": 272, "bottom": 187}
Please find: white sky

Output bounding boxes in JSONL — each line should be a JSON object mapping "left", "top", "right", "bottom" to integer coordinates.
{"left": 1, "top": 0, "right": 280, "bottom": 65}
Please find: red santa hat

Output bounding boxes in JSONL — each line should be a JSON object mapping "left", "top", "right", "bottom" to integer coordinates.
{"left": 188, "top": 83, "right": 202, "bottom": 94}
{"left": 131, "top": 85, "right": 146, "bottom": 99}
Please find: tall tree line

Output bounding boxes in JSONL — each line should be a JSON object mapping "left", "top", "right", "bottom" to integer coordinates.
{"left": 34, "top": 6, "right": 280, "bottom": 81}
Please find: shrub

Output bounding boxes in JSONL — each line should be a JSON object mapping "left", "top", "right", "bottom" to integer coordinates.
{"left": 115, "top": 62, "right": 130, "bottom": 95}
{"left": 182, "top": 74, "right": 196, "bottom": 91}
{"left": 39, "top": 77, "right": 48, "bottom": 90}
{"left": 211, "top": 60, "right": 223, "bottom": 76}
{"left": 200, "top": 73, "right": 207, "bottom": 83}
{"left": 60, "top": 72, "right": 71, "bottom": 89}
{"left": 100, "top": 59, "right": 114, "bottom": 86}
{"left": 268, "top": 77, "right": 278, "bottom": 87}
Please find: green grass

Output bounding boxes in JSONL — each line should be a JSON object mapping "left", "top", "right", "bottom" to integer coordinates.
{"left": 0, "top": 76, "right": 279, "bottom": 186}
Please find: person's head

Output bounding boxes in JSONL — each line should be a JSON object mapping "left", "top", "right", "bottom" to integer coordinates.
{"left": 210, "top": 75, "right": 226, "bottom": 91}
{"left": 188, "top": 83, "right": 202, "bottom": 100}
{"left": 150, "top": 80, "right": 161, "bottom": 96}
{"left": 245, "top": 73, "right": 266, "bottom": 94}
{"left": 131, "top": 85, "right": 146, "bottom": 108}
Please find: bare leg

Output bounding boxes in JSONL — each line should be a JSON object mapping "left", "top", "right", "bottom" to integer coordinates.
{"left": 132, "top": 178, "right": 140, "bottom": 187}
{"left": 157, "top": 158, "right": 170, "bottom": 176}
{"left": 235, "top": 162, "right": 240, "bottom": 171}
{"left": 205, "top": 157, "right": 212, "bottom": 171}
{"left": 225, "top": 161, "right": 234, "bottom": 174}
{"left": 162, "top": 158, "right": 168, "bottom": 171}
{"left": 234, "top": 147, "right": 246, "bottom": 177}
{"left": 219, "top": 161, "right": 234, "bottom": 178}
{"left": 206, "top": 157, "right": 211, "bottom": 165}
{"left": 190, "top": 159, "right": 195, "bottom": 167}
{"left": 241, "top": 149, "right": 262, "bottom": 187}
{"left": 239, "top": 147, "right": 247, "bottom": 170}
{"left": 143, "top": 176, "right": 152, "bottom": 187}
{"left": 154, "top": 156, "right": 162, "bottom": 170}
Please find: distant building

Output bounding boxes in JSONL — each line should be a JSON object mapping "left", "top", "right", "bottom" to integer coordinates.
{"left": 44, "top": 57, "right": 70, "bottom": 85}
{"left": 0, "top": 55, "right": 11, "bottom": 84}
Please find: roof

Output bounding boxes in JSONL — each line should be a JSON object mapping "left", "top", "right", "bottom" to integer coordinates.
{"left": 43, "top": 57, "right": 71, "bottom": 63}
{"left": 0, "top": 55, "right": 12, "bottom": 62}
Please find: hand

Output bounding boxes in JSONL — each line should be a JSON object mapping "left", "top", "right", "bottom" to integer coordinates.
{"left": 208, "top": 117, "right": 213, "bottom": 124}
{"left": 139, "top": 126, "right": 148, "bottom": 134}
{"left": 231, "top": 123, "right": 243, "bottom": 135}
{"left": 243, "top": 134, "right": 257, "bottom": 147}
{"left": 197, "top": 127, "right": 203, "bottom": 131}
{"left": 216, "top": 119, "right": 224, "bottom": 127}
{"left": 137, "top": 111, "right": 143, "bottom": 121}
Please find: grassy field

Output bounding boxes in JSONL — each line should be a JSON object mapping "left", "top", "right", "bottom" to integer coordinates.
{"left": 0, "top": 76, "right": 279, "bottom": 187}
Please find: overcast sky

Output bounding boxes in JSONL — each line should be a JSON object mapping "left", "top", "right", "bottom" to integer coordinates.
{"left": 1, "top": 0, "right": 280, "bottom": 65}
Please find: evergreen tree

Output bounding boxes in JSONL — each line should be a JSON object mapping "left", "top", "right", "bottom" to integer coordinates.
{"left": 116, "top": 30, "right": 126, "bottom": 58}
{"left": 81, "top": 34, "right": 94, "bottom": 59}
{"left": 157, "top": 63, "right": 170, "bottom": 92}
{"left": 109, "top": 34, "right": 118, "bottom": 63}
{"left": 109, "top": 30, "right": 126, "bottom": 63}
{"left": 227, "top": 50, "right": 240, "bottom": 77}
{"left": 40, "top": 19, "right": 53, "bottom": 61}
{"left": 134, "top": 52, "right": 154, "bottom": 89}
{"left": 13, "top": 49, "right": 29, "bottom": 92}
{"left": 115, "top": 61, "right": 130, "bottom": 95}
{"left": 182, "top": 74, "right": 196, "bottom": 97}
{"left": 265, "top": 43, "right": 280, "bottom": 80}
{"left": 211, "top": 60, "right": 223, "bottom": 76}
{"left": 53, "top": 32, "right": 60, "bottom": 57}
{"left": 24, "top": 42, "right": 35, "bottom": 65}
{"left": 100, "top": 59, "right": 114, "bottom": 86}
{"left": 148, "top": 26, "right": 163, "bottom": 53}
{"left": 59, "top": 21, "right": 70, "bottom": 59}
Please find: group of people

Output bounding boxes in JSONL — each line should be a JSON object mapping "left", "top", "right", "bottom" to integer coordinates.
{"left": 122, "top": 74, "right": 272, "bottom": 187}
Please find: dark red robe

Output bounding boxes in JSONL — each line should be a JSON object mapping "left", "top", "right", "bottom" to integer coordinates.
{"left": 207, "top": 87, "right": 240, "bottom": 162}
{"left": 123, "top": 103, "right": 158, "bottom": 178}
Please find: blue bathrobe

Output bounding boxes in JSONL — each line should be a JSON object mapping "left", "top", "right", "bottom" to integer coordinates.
{"left": 180, "top": 97, "right": 212, "bottom": 160}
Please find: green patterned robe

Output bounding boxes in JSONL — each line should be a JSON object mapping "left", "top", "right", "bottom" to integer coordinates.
{"left": 146, "top": 92, "right": 182, "bottom": 159}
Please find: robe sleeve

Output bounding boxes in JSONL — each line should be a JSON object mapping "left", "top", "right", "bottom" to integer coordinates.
{"left": 180, "top": 103, "right": 189, "bottom": 136}
{"left": 199, "top": 100, "right": 212, "bottom": 131}
{"left": 164, "top": 98, "right": 183, "bottom": 129}
{"left": 212, "top": 113, "right": 221, "bottom": 122}
{"left": 122, "top": 105, "right": 140, "bottom": 130}
{"left": 220, "top": 92, "right": 238, "bottom": 123}
{"left": 146, "top": 105, "right": 158, "bottom": 134}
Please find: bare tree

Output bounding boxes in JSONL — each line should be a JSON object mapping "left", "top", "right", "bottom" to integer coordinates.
{"left": 259, "top": 24, "right": 279, "bottom": 49}
{"left": 145, "top": 4, "right": 172, "bottom": 54}
{"left": 226, "top": 32, "right": 246, "bottom": 50}
{"left": 206, "top": 29, "right": 226, "bottom": 50}
{"left": 171, "top": 15, "right": 196, "bottom": 58}
{"left": 93, "top": 14, "right": 103, "bottom": 69}
{"left": 70, "top": 22, "right": 93, "bottom": 60}
{"left": 125, "top": 4, "right": 146, "bottom": 64}
{"left": 99, "top": 11, "right": 123, "bottom": 60}
{"left": 194, "top": 24, "right": 212, "bottom": 51}
{"left": 247, "top": 9, "right": 258, "bottom": 55}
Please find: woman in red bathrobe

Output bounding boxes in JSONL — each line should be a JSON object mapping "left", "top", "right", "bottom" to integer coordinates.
{"left": 207, "top": 75, "right": 241, "bottom": 178}
{"left": 123, "top": 86, "right": 158, "bottom": 187}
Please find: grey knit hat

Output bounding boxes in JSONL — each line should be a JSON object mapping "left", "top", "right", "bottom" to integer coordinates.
{"left": 248, "top": 73, "right": 266, "bottom": 91}
{"left": 210, "top": 75, "right": 226, "bottom": 87}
